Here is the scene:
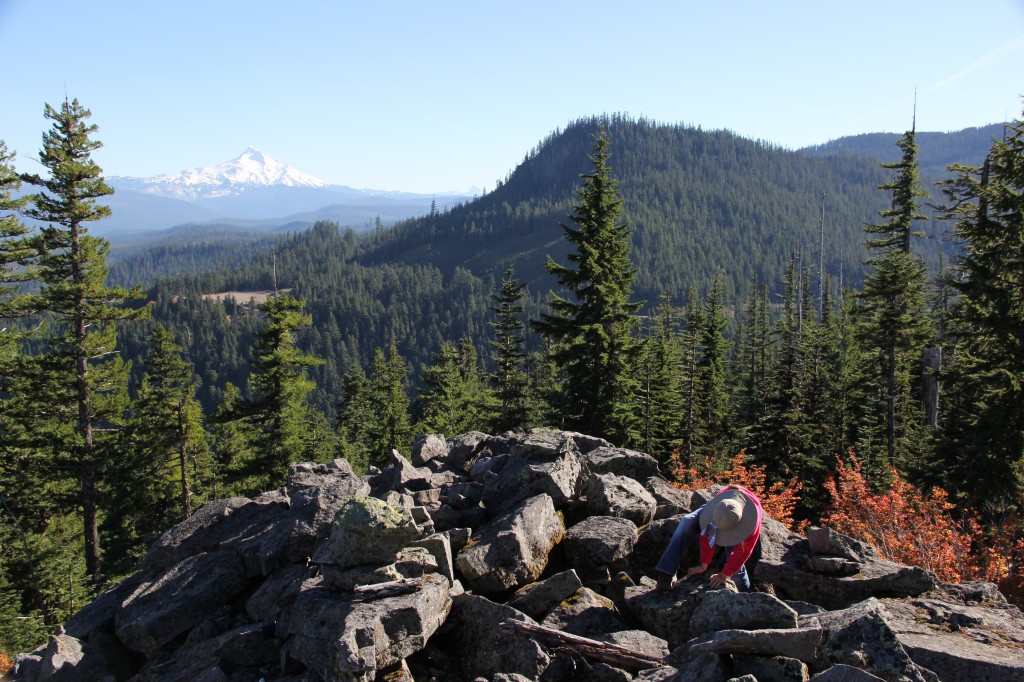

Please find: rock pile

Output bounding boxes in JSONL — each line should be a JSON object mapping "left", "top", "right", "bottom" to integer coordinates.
{"left": 13, "top": 428, "right": 1024, "bottom": 681}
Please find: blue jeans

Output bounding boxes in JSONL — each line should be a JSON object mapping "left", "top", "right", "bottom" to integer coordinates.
{"left": 655, "top": 504, "right": 752, "bottom": 592}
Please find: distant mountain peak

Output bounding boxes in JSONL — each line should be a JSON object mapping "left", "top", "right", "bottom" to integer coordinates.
{"left": 111, "top": 148, "right": 328, "bottom": 201}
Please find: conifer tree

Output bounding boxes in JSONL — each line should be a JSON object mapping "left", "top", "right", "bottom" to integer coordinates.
{"left": 106, "top": 325, "right": 211, "bottom": 569}
{"left": 488, "top": 268, "right": 530, "bottom": 431}
{"left": 414, "top": 340, "right": 488, "bottom": 437}
{"left": 855, "top": 125, "right": 933, "bottom": 478}
{"left": 678, "top": 286, "right": 705, "bottom": 465}
{"left": 0, "top": 141, "right": 34, "bottom": 314}
{"left": 939, "top": 116, "right": 1024, "bottom": 507}
{"left": 533, "top": 129, "right": 644, "bottom": 443}
{"left": 230, "top": 293, "right": 322, "bottom": 494}
{"left": 638, "top": 295, "right": 684, "bottom": 465}
{"left": 366, "top": 343, "right": 411, "bottom": 464}
{"left": 696, "top": 271, "right": 731, "bottom": 455}
{"left": 20, "top": 99, "right": 148, "bottom": 585}
{"left": 337, "top": 365, "right": 372, "bottom": 473}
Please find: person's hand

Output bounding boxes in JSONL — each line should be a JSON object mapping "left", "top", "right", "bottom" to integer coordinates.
{"left": 686, "top": 563, "right": 709, "bottom": 576}
{"left": 709, "top": 572, "right": 728, "bottom": 588}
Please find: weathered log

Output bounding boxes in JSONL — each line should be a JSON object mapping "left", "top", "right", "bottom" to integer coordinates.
{"left": 498, "top": 619, "right": 666, "bottom": 671}
{"left": 352, "top": 577, "right": 423, "bottom": 599}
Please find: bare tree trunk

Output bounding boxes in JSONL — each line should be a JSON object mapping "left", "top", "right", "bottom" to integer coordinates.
{"left": 498, "top": 619, "right": 665, "bottom": 671}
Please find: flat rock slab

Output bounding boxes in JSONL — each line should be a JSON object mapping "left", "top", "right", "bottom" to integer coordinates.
{"left": 689, "top": 589, "right": 799, "bottom": 636}
{"left": 689, "top": 626, "right": 824, "bottom": 663}
{"left": 312, "top": 496, "right": 422, "bottom": 568}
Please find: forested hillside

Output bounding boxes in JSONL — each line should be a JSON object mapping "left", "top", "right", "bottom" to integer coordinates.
{"left": 111, "top": 116, "right": 995, "bottom": 414}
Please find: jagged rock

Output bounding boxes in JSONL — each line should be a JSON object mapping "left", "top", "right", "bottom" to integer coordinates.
{"left": 412, "top": 433, "right": 449, "bottom": 466}
{"left": 587, "top": 473, "right": 658, "bottom": 526}
{"left": 455, "top": 493, "right": 565, "bottom": 593}
{"left": 480, "top": 448, "right": 584, "bottom": 514}
{"left": 882, "top": 592, "right": 1024, "bottom": 682}
{"left": 446, "top": 430, "right": 491, "bottom": 470}
{"left": 512, "top": 427, "right": 577, "bottom": 458}
{"left": 312, "top": 496, "right": 423, "bottom": 568}
{"left": 689, "top": 626, "right": 824, "bottom": 663}
{"left": 809, "top": 664, "right": 885, "bottom": 680}
{"left": 540, "top": 587, "right": 629, "bottom": 638}
{"left": 443, "top": 480, "right": 483, "bottom": 509}
{"left": 371, "top": 449, "right": 433, "bottom": 495}
{"left": 801, "top": 556, "right": 861, "bottom": 576}
{"left": 585, "top": 446, "right": 661, "bottom": 481}
{"left": 689, "top": 590, "right": 799, "bottom": 636}
{"left": 563, "top": 515, "right": 638, "bottom": 585}
{"left": 469, "top": 452, "right": 507, "bottom": 483}
{"left": 757, "top": 516, "right": 936, "bottom": 609}
{"left": 116, "top": 550, "right": 252, "bottom": 654}
{"left": 14, "top": 630, "right": 114, "bottom": 682}
{"left": 624, "top": 578, "right": 730, "bottom": 649}
{"left": 141, "top": 494, "right": 290, "bottom": 576}
{"left": 286, "top": 459, "right": 371, "bottom": 559}
{"left": 62, "top": 572, "right": 145, "bottom": 641}
{"left": 810, "top": 598, "right": 937, "bottom": 682}
{"left": 432, "top": 593, "right": 550, "bottom": 680}
{"left": 508, "top": 569, "right": 585, "bottom": 621}
{"left": 807, "top": 527, "right": 877, "bottom": 561}
{"left": 409, "top": 532, "right": 455, "bottom": 584}
{"left": 655, "top": 645, "right": 732, "bottom": 681}
{"left": 644, "top": 477, "right": 701, "bottom": 519}
{"left": 245, "top": 563, "right": 310, "bottom": 623}
{"left": 284, "top": 573, "right": 450, "bottom": 681}
{"left": 731, "top": 653, "right": 809, "bottom": 682}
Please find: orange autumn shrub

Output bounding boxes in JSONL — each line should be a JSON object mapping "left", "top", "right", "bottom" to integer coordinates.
{"left": 822, "top": 452, "right": 1024, "bottom": 586}
{"left": 669, "top": 448, "right": 803, "bottom": 531}
{"left": 0, "top": 653, "right": 11, "bottom": 675}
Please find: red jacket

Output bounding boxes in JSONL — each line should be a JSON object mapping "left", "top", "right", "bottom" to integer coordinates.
{"left": 698, "top": 486, "right": 763, "bottom": 577}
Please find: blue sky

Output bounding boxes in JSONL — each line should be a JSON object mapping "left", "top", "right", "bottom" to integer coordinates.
{"left": 2, "top": 0, "right": 1023, "bottom": 194}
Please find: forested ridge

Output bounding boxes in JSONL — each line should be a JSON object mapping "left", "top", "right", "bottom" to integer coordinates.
{"left": 2, "top": 105, "right": 1022, "bottom": 667}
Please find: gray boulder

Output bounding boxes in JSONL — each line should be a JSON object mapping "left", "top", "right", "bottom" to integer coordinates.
{"left": 689, "top": 626, "right": 824, "bottom": 663}
{"left": 284, "top": 573, "right": 451, "bottom": 681}
{"left": 757, "top": 517, "right": 936, "bottom": 609}
{"left": 810, "top": 664, "right": 885, "bottom": 680}
{"left": 563, "top": 515, "right": 638, "bottom": 586}
{"left": 508, "top": 569, "right": 585, "bottom": 621}
{"left": 432, "top": 593, "right": 550, "bottom": 681}
{"left": 645, "top": 477, "right": 703, "bottom": 519}
{"left": 585, "top": 446, "right": 661, "bottom": 481}
{"left": 587, "top": 473, "right": 658, "bottom": 526}
{"left": 141, "top": 494, "right": 289, "bottom": 576}
{"left": 311, "top": 496, "right": 423, "bottom": 568}
{"left": 286, "top": 459, "right": 371, "bottom": 558}
{"left": 883, "top": 592, "right": 1024, "bottom": 682}
{"left": 455, "top": 493, "right": 565, "bottom": 593}
{"left": 116, "top": 550, "right": 251, "bottom": 654}
{"left": 446, "top": 430, "right": 491, "bottom": 470}
{"left": 370, "top": 449, "right": 433, "bottom": 495}
{"left": 480, "top": 448, "right": 584, "bottom": 514}
{"left": 540, "top": 587, "right": 629, "bottom": 638}
{"left": 624, "top": 578, "right": 731, "bottom": 649}
{"left": 811, "top": 598, "right": 936, "bottom": 682}
{"left": 411, "top": 433, "right": 449, "bottom": 466}
{"left": 689, "top": 590, "right": 799, "bottom": 636}
{"left": 732, "top": 654, "right": 809, "bottom": 682}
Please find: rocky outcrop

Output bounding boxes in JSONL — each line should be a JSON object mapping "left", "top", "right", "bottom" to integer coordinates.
{"left": 14, "top": 427, "right": 1024, "bottom": 682}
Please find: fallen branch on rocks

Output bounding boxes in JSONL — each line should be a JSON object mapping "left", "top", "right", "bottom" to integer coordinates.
{"left": 352, "top": 577, "right": 423, "bottom": 600}
{"left": 498, "top": 619, "right": 666, "bottom": 671}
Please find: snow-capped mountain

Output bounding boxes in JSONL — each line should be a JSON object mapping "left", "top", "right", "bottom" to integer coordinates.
{"left": 111, "top": 147, "right": 327, "bottom": 201}
{"left": 100, "top": 149, "right": 474, "bottom": 238}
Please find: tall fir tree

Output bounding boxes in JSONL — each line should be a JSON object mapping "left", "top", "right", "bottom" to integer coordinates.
{"left": 336, "top": 365, "right": 372, "bottom": 473}
{"left": 227, "top": 293, "right": 322, "bottom": 495}
{"left": 488, "top": 268, "right": 530, "bottom": 431}
{"left": 695, "top": 271, "right": 731, "bottom": 456}
{"left": 854, "top": 125, "right": 934, "bottom": 479}
{"left": 414, "top": 339, "right": 492, "bottom": 437}
{"left": 0, "top": 141, "right": 34, "bottom": 314}
{"left": 20, "top": 99, "right": 148, "bottom": 585}
{"left": 105, "top": 325, "right": 212, "bottom": 571}
{"left": 939, "top": 115, "right": 1024, "bottom": 508}
{"left": 532, "top": 128, "right": 644, "bottom": 444}
{"left": 637, "top": 295, "right": 684, "bottom": 466}
{"left": 366, "top": 343, "right": 411, "bottom": 465}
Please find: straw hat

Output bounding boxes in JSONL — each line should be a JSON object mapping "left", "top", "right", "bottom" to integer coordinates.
{"left": 698, "top": 488, "right": 759, "bottom": 546}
